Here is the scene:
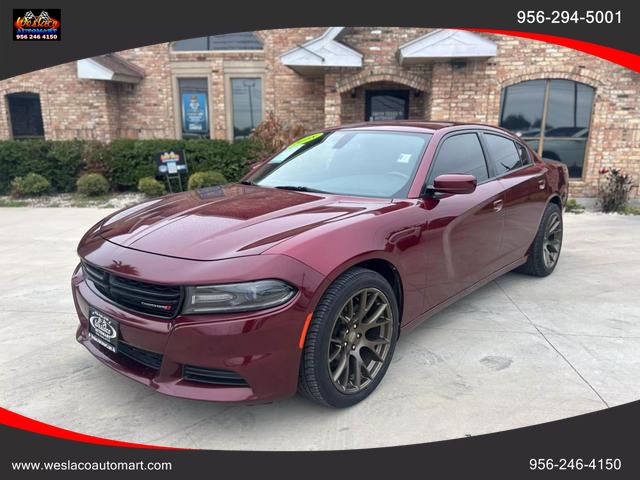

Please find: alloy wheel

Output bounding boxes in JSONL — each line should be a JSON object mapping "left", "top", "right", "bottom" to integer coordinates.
{"left": 542, "top": 212, "right": 562, "bottom": 269}
{"left": 327, "top": 288, "right": 394, "bottom": 394}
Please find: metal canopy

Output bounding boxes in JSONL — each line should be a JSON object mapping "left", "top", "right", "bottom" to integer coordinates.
{"left": 77, "top": 54, "right": 144, "bottom": 83}
{"left": 280, "top": 27, "right": 362, "bottom": 74}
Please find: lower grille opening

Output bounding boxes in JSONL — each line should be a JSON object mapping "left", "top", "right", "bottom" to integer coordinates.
{"left": 183, "top": 365, "right": 248, "bottom": 387}
{"left": 118, "top": 341, "right": 163, "bottom": 370}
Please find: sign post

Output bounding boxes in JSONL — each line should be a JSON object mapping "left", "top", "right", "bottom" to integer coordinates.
{"left": 155, "top": 150, "right": 188, "bottom": 192}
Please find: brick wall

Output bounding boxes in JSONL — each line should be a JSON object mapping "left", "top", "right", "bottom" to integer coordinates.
{"left": 0, "top": 27, "right": 638, "bottom": 197}
{"left": 116, "top": 44, "right": 174, "bottom": 139}
{"left": 261, "top": 28, "right": 327, "bottom": 131}
{"left": 426, "top": 34, "right": 640, "bottom": 197}
{"left": 0, "top": 62, "right": 117, "bottom": 141}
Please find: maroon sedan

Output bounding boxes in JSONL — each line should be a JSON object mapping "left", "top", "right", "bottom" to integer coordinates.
{"left": 72, "top": 122, "right": 568, "bottom": 407}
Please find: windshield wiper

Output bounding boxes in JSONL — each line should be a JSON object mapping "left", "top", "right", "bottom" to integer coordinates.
{"left": 239, "top": 180, "right": 255, "bottom": 185}
{"left": 274, "top": 185, "right": 330, "bottom": 194}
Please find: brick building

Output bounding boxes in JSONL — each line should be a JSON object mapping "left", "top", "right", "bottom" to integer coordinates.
{"left": 1, "top": 27, "right": 638, "bottom": 197}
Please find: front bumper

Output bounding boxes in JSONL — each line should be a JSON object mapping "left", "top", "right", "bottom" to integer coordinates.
{"left": 71, "top": 248, "right": 324, "bottom": 403}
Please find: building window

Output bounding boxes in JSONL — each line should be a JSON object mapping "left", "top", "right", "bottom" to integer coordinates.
{"left": 7, "top": 92, "right": 45, "bottom": 139}
{"left": 500, "top": 79, "right": 594, "bottom": 178}
{"left": 172, "top": 32, "right": 263, "bottom": 51}
{"left": 231, "top": 78, "right": 262, "bottom": 140}
{"left": 178, "top": 78, "right": 209, "bottom": 138}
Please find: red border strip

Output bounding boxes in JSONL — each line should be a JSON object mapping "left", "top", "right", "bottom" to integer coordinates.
{"left": 465, "top": 29, "right": 640, "bottom": 73}
{"left": 0, "top": 407, "right": 179, "bottom": 450}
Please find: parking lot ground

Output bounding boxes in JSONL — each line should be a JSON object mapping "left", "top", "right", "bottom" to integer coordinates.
{"left": 1, "top": 208, "right": 639, "bottom": 450}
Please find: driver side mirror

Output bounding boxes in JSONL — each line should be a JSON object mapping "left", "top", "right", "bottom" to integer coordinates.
{"left": 429, "top": 174, "right": 477, "bottom": 195}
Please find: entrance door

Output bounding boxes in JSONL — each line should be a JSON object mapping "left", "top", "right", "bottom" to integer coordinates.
{"left": 365, "top": 90, "right": 409, "bottom": 121}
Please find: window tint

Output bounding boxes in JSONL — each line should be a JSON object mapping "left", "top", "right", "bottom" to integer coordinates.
{"left": 484, "top": 134, "right": 521, "bottom": 175}
{"left": 173, "top": 32, "right": 263, "bottom": 51}
{"left": 500, "top": 80, "right": 545, "bottom": 136}
{"left": 516, "top": 142, "right": 532, "bottom": 166}
{"left": 231, "top": 78, "right": 262, "bottom": 139}
{"left": 7, "top": 92, "right": 44, "bottom": 139}
{"left": 429, "top": 133, "right": 488, "bottom": 183}
{"left": 500, "top": 79, "right": 594, "bottom": 178}
{"left": 251, "top": 131, "right": 431, "bottom": 198}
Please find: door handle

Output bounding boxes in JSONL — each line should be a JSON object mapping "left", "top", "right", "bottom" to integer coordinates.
{"left": 538, "top": 179, "right": 546, "bottom": 190}
{"left": 493, "top": 199, "right": 503, "bottom": 212}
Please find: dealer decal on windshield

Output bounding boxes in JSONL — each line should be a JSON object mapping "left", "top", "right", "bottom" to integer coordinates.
{"left": 287, "top": 132, "right": 324, "bottom": 149}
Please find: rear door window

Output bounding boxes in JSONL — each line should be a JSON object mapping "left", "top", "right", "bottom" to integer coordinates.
{"left": 515, "top": 142, "right": 532, "bottom": 166}
{"left": 483, "top": 133, "right": 523, "bottom": 175}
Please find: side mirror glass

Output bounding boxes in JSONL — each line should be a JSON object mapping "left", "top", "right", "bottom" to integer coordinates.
{"left": 430, "top": 174, "right": 477, "bottom": 195}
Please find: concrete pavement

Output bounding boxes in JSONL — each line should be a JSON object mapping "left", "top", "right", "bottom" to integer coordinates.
{"left": 0, "top": 208, "right": 639, "bottom": 450}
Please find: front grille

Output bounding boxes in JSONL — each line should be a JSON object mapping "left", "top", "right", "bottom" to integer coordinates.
{"left": 183, "top": 365, "right": 249, "bottom": 386}
{"left": 118, "top": 341, "right": 164, "bottom": 370}
{"left": 82, "top": 261, "right": 182, "bottom": 318}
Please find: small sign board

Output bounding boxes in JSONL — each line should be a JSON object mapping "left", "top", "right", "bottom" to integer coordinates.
{"left": 155, "top": 150, "right": 188, "bottom": 176}
{"left": 155, "top": 150, "right": 188, "bottom": 192}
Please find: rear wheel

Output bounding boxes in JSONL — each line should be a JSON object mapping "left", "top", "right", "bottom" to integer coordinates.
{"left": 517, "top": 202, "right": 563, "bottom": 277}
{"left": 298, "top": 267, "right": 399, "bottom": 408}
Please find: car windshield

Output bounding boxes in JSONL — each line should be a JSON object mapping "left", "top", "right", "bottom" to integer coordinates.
{"left": 249, "top": 130, "right": 432, "bottom": 198}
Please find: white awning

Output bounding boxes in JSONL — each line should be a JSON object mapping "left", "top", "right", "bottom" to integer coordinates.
{"left": 77, "top": 54, "right": 144, "bottom": 83}
{"left": 280, "top": 27, "right": 362, "bottom": 74}
{"left": 398, "top": 29, "right": 497, "bottom": 65}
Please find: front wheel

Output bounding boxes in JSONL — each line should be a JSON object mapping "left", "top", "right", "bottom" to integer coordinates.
{"left": 298, "top": 267, "right": 399, "bottom": 408}
{"left": 517, "top": 202, "right": 563, "bottom": 277}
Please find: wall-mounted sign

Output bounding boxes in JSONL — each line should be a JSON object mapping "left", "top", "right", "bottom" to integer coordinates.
{"left": 181, "top": 92, "right": 208, "bottom": 134}
{"left": 155, "top": 150, "right": 188, "bottom": 176}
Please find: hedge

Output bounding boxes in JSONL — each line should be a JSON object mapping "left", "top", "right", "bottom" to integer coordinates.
{"left": 0, "top": 140, "right": 85, "bottom": 194}
{"left": 0, "top": 138, "right": 266, "bottom": 195}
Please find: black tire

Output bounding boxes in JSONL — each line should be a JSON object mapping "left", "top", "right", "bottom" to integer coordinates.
{"left": 517, "top": 202, "right": 563, "bottom": 277}
{"left": 298, "top": 267, "right": 399, "bottom": 408}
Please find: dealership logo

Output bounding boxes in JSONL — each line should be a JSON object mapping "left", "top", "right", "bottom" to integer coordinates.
{"left": 89, "top": 314, "right": 117, "bottom": 340}
{"left": 13, "top": 9, "right": 61, "bottom": 41}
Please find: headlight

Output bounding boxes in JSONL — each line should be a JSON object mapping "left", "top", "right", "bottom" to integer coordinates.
{"left": 182, "top": 280, "right": 297, "bottom": 314}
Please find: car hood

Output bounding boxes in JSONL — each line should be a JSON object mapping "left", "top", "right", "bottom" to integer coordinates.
{"left": 94, "top": 184, "right": 389, "bottom": 261}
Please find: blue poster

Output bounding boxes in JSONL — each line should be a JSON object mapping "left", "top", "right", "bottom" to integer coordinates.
{"left": 181, "top": 92, "right": 208, "bottom": 133}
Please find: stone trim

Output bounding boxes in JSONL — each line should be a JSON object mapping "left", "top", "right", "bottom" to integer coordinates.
{"left": 335, "top": 70, "right": 428, "bottom": 94}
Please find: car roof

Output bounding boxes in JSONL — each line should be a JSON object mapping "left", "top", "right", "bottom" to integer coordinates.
{"left": 328, "top": 120, "right": 513, "bottom": 135}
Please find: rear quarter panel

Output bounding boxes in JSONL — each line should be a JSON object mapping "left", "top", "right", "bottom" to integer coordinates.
{"left": 542, "top": 156, "right": 570, "bottom": 206}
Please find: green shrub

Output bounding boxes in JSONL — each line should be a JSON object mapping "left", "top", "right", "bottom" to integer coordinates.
{"left": 76, "top": 173, "right": 110, "bottom": 196}
{"left": 597, "top": 167, "right": 633, "bottom": 213}
{"left": 0, "top": 140, "right": 85, "bottom": 194}
{"left": 104, "top": 138, "right": 263, "bottom": 190}
{"left": 187, "top": 171, "right": 227, "bottom": 190}
{"left": 565, "top": 198, "right": 585, "bottom": 214}
{"left": 621, "top": 205, "right": 640, "bottom": 216}
{"left": 0, "top": 138, "right": 266, "bottom": 195}
{"left": 137, "top": 177, "right": 166, "bottom": 197}
{"left": 10, "top": 173, "right": 51, "bottom": 197}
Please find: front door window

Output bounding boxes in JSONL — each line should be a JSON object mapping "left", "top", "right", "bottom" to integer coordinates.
{"left": 365, "top": 90, "right": 409, "bottom": 121}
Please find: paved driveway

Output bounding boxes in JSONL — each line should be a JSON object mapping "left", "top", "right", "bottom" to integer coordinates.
{"left": 1, "top": 208, "right": 639, "bottom": 450}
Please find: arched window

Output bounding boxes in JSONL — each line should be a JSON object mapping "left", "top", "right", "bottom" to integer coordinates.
{"left": 6, "top": 92, "right": 45, "bottom": 139}
{"left": 500, "top": 79, "right": 594, "bottom": 178}
{"left": 172, "top": 32, "right": 263, "bottom": 51}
